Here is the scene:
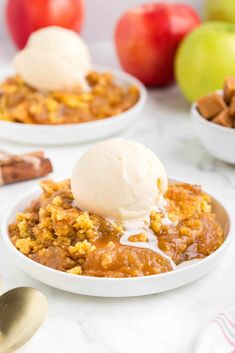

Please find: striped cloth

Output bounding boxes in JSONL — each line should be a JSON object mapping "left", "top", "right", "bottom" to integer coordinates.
{"left": 193, "top": 310, "right": 235, "bottom": 353}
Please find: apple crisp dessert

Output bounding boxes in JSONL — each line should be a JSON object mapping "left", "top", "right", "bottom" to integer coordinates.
{"left": 0, "top": 71, "right": 139, "bottom": 125}
{"left": 8, "top": 180, "right": 224, "bottom": 278}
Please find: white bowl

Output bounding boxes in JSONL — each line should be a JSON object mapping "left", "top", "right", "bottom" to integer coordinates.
{"left": 191, "top": 98, "right": 235, "bottom": 164}
{"left": 0, "top": 67, "right": 147, "bottom": 146}
{"left": 1, "top": 178, "right": 232, "bottom": 297}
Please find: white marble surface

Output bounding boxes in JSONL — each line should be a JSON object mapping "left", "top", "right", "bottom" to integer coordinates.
{"left": 0, "top": 42, "right": 235, "bottom": 353}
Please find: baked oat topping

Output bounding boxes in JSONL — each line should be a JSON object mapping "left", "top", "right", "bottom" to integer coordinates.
{"left": 0, "top": 72, "right": 139, "bottom": 125}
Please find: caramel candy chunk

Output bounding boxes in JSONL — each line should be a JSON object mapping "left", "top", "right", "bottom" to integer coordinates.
{"left": 224, "top": 77, "right": 235, "bottom": 103}
{"left": 212, "top": 108, "right": 234, "bottom": 128}
{"left": 197, "top": 93, "right": 226, "bottom": 119}
{"left": 229, "top": 95, "right": 235, "bottom": 118}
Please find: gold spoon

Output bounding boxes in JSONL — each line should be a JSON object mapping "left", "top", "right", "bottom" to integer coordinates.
{"left": 0, "top": 287, "right": 48, "bottom": 353}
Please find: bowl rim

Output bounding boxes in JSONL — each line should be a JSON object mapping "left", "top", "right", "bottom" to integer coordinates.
{"left": 191, "top": 99, "right": 235, "bottom": 135}
{"left": 1, "top": 177, "right": 232, "bottom": 283}
{"left": 0, "top": 65, "right": 147, "bottom": 130}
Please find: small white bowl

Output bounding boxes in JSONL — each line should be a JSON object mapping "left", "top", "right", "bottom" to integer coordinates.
{"left": 0, "top": 67, "right": 147, "bottom": 146}
{"left": 191, "top": 97, "right": 235, "bottom": 164}
{"left": 1, "top": 178, "right": 232, "bottom": 297}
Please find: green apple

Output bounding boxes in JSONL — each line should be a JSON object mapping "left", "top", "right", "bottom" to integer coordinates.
{"left": 205, "top": 0, "right": 235, "bottom": 23}
{"left": 175, "top": 22, "right": 235, "bottom": 102}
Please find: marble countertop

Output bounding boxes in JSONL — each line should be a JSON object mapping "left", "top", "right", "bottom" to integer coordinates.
{"left": 0, "top": 41, "right": 235, "bottom": 353}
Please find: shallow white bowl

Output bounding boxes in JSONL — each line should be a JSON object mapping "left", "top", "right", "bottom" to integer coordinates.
{"left": 191, "top": 97, "right": 235, "bottom": 164}
{"left": 1, "top": 179, "right": 232, "bottom": 297}
{"left": 0, "top": 67, "right": 147, "bottom": 146}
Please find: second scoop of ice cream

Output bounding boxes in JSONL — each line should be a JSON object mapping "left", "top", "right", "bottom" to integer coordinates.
{"left": 13, "top": 26, "right": 91, "bottom": 91}
{"left": 71, "top": 138, "right": 168, "bottom": 221}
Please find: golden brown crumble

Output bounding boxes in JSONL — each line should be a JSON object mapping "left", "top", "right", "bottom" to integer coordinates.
{"left": 9, "top": 180, "right": 224, "bottom": 277}
{"left": 0, "top": 71, "right": 139, "bottom": 125}
{"left": 128, "top": 233, "right": 148, "bottom": 242}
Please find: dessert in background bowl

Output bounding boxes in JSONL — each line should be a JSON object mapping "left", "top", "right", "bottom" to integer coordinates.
{"left": 192, "top": 77, "right": 235, "bottom": 164}
{"left": 2, "top": 139, "right": 231, "bottom": 296}
{"left": 0, "top": 27, "right": 146, "bottom": 145}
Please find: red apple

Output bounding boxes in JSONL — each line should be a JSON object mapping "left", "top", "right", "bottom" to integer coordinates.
{"left": 115, "top": 3, "right": 201, "bottom": 87}
{"left": 6, "top": 0, "right": 84, "bottom": 49}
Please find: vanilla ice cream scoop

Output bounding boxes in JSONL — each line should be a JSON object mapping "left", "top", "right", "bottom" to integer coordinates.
{"left": 13, "top": 26, "right": 91, "bottom": 91}
{"left": 71, "top": 138, "right": 168, "bottom": 221}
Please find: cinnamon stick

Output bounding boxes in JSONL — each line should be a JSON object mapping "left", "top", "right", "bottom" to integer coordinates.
{"left": 0, "top": 150, "right": 53, "bottom": 185}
